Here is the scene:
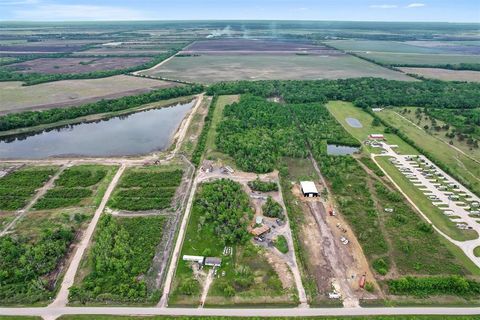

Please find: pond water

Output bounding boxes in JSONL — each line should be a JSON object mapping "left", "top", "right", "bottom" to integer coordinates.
{"left": 345, "top": 117, "right": 363, "bottom": 128}
{"left": 327, "top": 144, "right": 359, "bottom": 156}
{"left": 0, "top": 101, "right": 194, "bottom": 159}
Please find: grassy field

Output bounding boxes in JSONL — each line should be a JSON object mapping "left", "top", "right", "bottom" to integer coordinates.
{"left": 0, "top": 75, "right": 177, "bottom": 114}
{"left": 144, "top": 54, "right": 413, "bottom": 83}
{"left": 108, "top": 166, "right": 183, "bottom": 211}
{"left": 377, "top": 109, "right": 480, "bottom": 196}
{"left": 325, "top": 101, "right": 418, "bottom": 155}
{"left": 356, "top": 52, "right": 480, "bottom": 65}
{"left": 203, "top": 95, "right": 239, "bottom": 166}
{"left": 375, "top": 156, "right": 478, "bottom": 243}
{"left": 398, "top": 67, "right": 480, "bottom": 82}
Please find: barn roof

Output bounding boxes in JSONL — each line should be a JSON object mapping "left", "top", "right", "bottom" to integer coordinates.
{"left": 300, "top": 181, "right": 318, "bottom": 194}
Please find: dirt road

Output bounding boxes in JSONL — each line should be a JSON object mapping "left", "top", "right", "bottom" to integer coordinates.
{"left": 0, "top": 163, "right": 69, "bottom": 237}
{"left": 49, "top": 164, "right": 126, "bottom": 307}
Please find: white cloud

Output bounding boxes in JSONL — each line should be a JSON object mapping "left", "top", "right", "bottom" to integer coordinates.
{"left": 406, "top": 3, "right": 426, "bottom": 8}
{"left": 12, "top": 4, "right": 149, "bottom": 21}
{"left": 0, "top": 0, "right": 39, "bottom": 5}
{"left": 369, "top": 4, "right": 399, "bottom": 9}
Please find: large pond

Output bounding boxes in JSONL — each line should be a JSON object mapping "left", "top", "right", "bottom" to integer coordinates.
{"left": 327, "top": 144, "right": 359, "bottom": 156}
{"left": 0, "top": 101, "right": 194, "bottom": 159}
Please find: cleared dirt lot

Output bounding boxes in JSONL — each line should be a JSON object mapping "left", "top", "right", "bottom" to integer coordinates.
{"left": 0, "top": 75, "right": 178, "bottom": 114}
{"left": 7, "top": 57, "right": 152, "bottom": 74}
{"left": 399, "top": 67, "right": 480, "bottom": 82}
{"left": 144, "top": 54, "right": 414, "bottom": 83}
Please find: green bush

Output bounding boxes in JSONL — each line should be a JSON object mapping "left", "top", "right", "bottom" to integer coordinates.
{"left": 373, "top": 258, "right": 390, "bottom": 276}
{"left": 248, "top": 177, "right": 278, "bottom": 192}
{"left": 274, "top": 235, "right": 289, "bottom": 254}
{"left": 262, "top": 196, "right": 284, "bottom": 219}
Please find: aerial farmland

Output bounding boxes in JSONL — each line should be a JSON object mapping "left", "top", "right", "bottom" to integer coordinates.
{"left": 0, "top": 20, "right": 479, "bottom": 320}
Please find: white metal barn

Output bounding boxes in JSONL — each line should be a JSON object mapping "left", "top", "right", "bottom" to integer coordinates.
{"left": 300, "top": 181, "right": 319, "bottom": 197}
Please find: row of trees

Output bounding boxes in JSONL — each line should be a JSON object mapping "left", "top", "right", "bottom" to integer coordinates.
{"left": 388, "top": 276, "right": 480, "bottom": 297}
{"left": 207, "top": 78, "right": 480, "bottom": 109}
{"left": 0, "top": 84, "right": 204, "bottom": 132}
{"left": 191, "top": 95, "right": 218, "bottom": 167}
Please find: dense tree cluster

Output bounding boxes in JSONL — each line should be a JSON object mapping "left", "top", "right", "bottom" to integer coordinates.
{"left": 69, "top": 215, "right": 165, "bottom": 303}
{"left": 216, "top": 95, "right": 307, "bottom": 173}
{"left": 193, "top": 179, "right": 253, "bottom": 245}
{"left": 207, "top": 78, "right": 480, "bottom": 109}
{"left": 426, "top": 108, "right": 480, "bottom": 141}
{"left": 247, "top": 178, "right": 278, "bottom": 192}
{"left": 0, "top": 84, "right": 204, "bottom": 132}
{"left": 262, "top": 196, "right": 284, "bottom": 219}
{"left": 388, "top": 276, "right": 480, "bottom": 297}
{"left": 0, "top": 227, "right": 75, "bottom": 304}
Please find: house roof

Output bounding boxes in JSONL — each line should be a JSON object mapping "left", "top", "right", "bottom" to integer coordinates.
{"left": 300, "top": 181, "right": 318, "bottom": 194}
{"left": 205, "top": 257, "right": 222, "bottom": 265}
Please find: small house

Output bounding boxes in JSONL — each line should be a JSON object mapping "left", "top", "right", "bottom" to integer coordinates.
{"left": 369, "top": 134, "right": 385, "bottom": 140}
{"left": 251, "top": 224, "right": 270, "bottom": 237}
{"left": 183, "top": 255, "right": 205, "bottom": 264}
{"left": 300, "top": 181, "right": 319, "bottom": 197}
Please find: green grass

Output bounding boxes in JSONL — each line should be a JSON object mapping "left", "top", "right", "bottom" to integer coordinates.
{"left": 375, "top": 156, "right": 478, "bottom": 242}
{"left": 274, "top": 235, "right": 289, "bottom": 254}
{"left": 475, "top": 247, "right": 480, "bottom": 258}
{"left": 146, "top": 54, "right": 413, "bottom": 83}
{"left": 356, "top": 52, "right": 480, "bottom": 65}
{"left": 377, "top": 108, "right": 480, "bottom": 196}
{"left": 203, "top": 95, "right": 239, "bottom": 166}
{"left": 326, "top": 101, "right": 418, "bottom": 155}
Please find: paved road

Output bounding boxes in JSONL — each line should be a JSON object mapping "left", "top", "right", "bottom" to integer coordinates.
{"left": 49, "top": 164, "right": 127, "bottom": 307}
{"left": 1, "top": 306, "right": 480, "bottom": 319}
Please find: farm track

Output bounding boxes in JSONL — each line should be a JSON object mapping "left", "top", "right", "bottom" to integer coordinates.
{"left": 0, "top": 163, "right": 69, "bottom": 237}
{"left": 49, "top": 163, "right": 127, "bottom": 308}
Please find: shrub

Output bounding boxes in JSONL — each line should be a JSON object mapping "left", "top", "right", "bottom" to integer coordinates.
{"left": 262, "top": 196, "right": 284, "bottom": 219}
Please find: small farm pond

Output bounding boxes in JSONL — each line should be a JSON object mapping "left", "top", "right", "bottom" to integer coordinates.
{"left": 327, "top": 144, "right": 359, "bottom": 156}
{"left": 345, "top": 117, "right": 362, "bottom": 128}
{"left": 0, "top": 101, "right": 194, "bottom": 159}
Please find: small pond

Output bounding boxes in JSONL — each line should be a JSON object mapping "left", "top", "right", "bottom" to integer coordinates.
{"left": 327, "top": 144, "right": 360, "bottom": 156}
{"left": 0, "top": 101, "right": 194, "bottom": 159}
{"left": 345, "top": 117, "right": 363, "bottom": 128}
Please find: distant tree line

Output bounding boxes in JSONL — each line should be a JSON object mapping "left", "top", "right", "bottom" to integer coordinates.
{"left": 0, "top": 84, "right": 204, "bottom": 132}
{"left": 207, "top": 78, "right": 480, "bottom": 109}
{"left": 388, "top": 276, "right": 480, "bottom": 297}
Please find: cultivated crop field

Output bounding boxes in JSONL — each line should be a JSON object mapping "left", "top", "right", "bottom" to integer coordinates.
{"left": 108, "top": 166, "right": 184, "bottom": 212}
{"left": 145, "top": 53, "right": 414, "bottom": 83}
{"left": 0, "top": 164, "right": 116, "bottom": 305}
{"left": 0, "top": 166, "right": 57, "bottom": 211}
{"left": 398, "top": 67, "right": 480, "bottom": 82}
{"left": 70, "top": 214, "right": 166, "bottom": 304}
{"left": 35, "top": 165, "right": 111, "bottom": 210}
{"left": 0, "top": 75, "right": 178, "bottom": 114}
{"left": 6, "top": 57, "right": 153, "bottom": 74}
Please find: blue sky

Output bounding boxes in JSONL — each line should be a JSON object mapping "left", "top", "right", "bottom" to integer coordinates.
{"left": 0, "top": 0, "right": 479, "bottom": 22}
